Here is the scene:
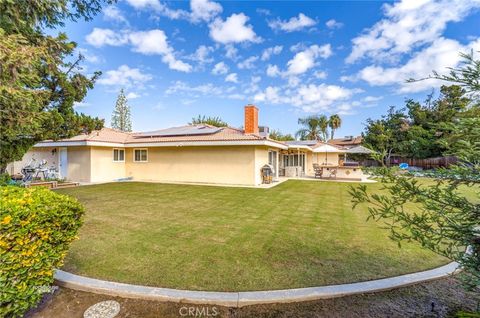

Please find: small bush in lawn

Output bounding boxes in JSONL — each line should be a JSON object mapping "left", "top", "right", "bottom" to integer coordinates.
{"left": 0, "top": 186, "right": 84, "bottom": 317}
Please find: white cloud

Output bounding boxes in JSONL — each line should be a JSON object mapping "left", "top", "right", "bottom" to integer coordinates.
{"left": 126, "top": 0, "right": 222, "bottom": 23}
{"left": 86, "top": 28, "right": 128, "bottom": 47}
{"left": 86, "top": 28, "right": 192, "bottom": 72}
{"left": 166, "top": 81, "right": 223, "bottom": 96}
{"left": 313, "top": 71, "right": 327, "bottom": 79}
{"left": 125, "top": 0, "right": 188, "bottom": 19}
{"left": 363, "top": 96, "right": 383, "bottom": 103}
{"left": 225, "top": 73, "right": 239, "bottom": 83}
{"left": 189, "top": 45, "right": 214, "bottom": 64}
{"left": 347, "top": 0, "right": 480, "bottom": 64}
{"left": 125, "top": 0, "right": 161, "bottom": 10}
{"left": 190, "top": 0, "right": 222, "bottom": 22}
{"left": 356, "top": 37, "right": 480, "bottom": 93}
{"left": 261, "top": 45, "right": 283, "bottom": 61}
{"left": 77, "top": 48, "right": 101, "bottom": 64}
{"left": 292, "top": 84, "right": 359, "bottom": 112}
{"left": 286, "top": 44, "right": 332, "bottom": 75}
{"left": 325, "top": 19, "right": 343, "bottom": 29}
{"left": 254, "top": 86, "right": 282, "bottom": 103}
{"left": 237, "top": 56, "right": 259, "bottom": 69}
{"left": 212, "top": 62, "right": 229, "bottom": 75}
{"left": 209, "top": 13, "right": 261, "bottom": 44}
{"left": 224, "top": 44, "right": 239, "bottom": 60}
{"left": 253, "top": 83, "right": 361, "bottom": 112}
{"left": 266, "top": 64, "right": 280, "bottom": 77}
{"left": 268, "top": 13, "right": 316, "bottom": 32}
{"left": 98, "top": 65, "right": 152, "bottom": 87}
{"left": 126, "top": 92, "right": 141, "bottom": 99}
{"left": 128, "top": 30, "right": 192, "bottom": 72}
{"left": 104, "top": 5, "right": 128, "bottom": 24}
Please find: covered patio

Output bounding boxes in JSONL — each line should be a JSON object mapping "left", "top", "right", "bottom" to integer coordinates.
{"left": 278, "top": 141, "right": 374, "bottom": 182}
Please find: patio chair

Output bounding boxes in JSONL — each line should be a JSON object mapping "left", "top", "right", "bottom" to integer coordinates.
{"left": 313, "top": 164, "right": 323, "bottom": 178}
{"left": 329, "top": 168, "right": 337, "bottom": 179}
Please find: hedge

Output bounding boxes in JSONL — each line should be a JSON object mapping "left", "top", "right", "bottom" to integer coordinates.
{"left": 0, "top": 186, "right": 84, "bottom": 317}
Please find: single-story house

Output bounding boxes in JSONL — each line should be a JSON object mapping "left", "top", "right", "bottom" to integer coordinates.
{"left": 8, "top": 105, "right": 366, "bottom": 186}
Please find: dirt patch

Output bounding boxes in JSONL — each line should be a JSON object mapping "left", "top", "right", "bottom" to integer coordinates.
{"left": 26, "top": 278, "right": 479, "bottom": 318}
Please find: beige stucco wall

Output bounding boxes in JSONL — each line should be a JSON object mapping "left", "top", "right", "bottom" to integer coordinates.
{"left": 6, "top": 148, "right": 59, "bottom": 175}
{"left": 66, "top": 147, "right": 91, "bottom": 183}
{"left": 125, "top": 146, "right": 263, "bottom": 186}
{"left": 10, "top": 145, "right": 281, "bottom": 185}
{"left": 89, "top": 147, "right": 126, "bottom": 183}
{"left": 254, "top": 146, "right": 270, "bottom": 184}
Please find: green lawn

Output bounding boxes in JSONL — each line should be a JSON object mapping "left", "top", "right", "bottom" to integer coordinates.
{"left": 58, "top": 180, "right": 450, "bottom": 291}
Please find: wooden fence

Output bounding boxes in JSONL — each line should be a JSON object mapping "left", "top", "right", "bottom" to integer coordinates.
{"left": 363, "top": 156, "right": 458, "bottom": 169}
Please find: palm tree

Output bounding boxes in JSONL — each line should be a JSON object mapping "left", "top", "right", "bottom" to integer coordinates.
{"left": 296, "top": 116, "right": 320, "bottom": 140}
{"left": 296, "top": 115, "right": 329, "bottom": 141}
{"left": 328, "top": 114, "right": 342, "bottom": 140}
{"left": 318, "top": 115, "right": 329, "bottom": 141}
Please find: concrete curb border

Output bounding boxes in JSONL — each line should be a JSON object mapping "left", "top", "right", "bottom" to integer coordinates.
{"left": 54, "top": 262, "right": 459, "bottom": 307}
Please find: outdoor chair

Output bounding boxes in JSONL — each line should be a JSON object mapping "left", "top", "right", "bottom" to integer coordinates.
{"left": 313, "top": 164, "right": 323, "bottom": 178}
{"left": 329, "top": 168, "right": 337, "bottom": 179}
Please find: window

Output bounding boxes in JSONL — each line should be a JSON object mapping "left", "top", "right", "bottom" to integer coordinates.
{"left": 282, "top": 154, "right": 305, "bottom": 172}
{"left": 113, "top": 149, "right": 125, "bottom": 162}
{"left": 134, "top": 149, "right": 148, "bottom": 162}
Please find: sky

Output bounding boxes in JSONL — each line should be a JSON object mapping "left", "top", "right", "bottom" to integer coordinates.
{"left": 63, "top": 0, "right": 480, "bottom": 137}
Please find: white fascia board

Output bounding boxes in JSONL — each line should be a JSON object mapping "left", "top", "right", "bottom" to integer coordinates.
{"left": 35, "top": 140, "right": 288, "bottom": 150}
{"left": 34, "top": 141, "right": 125, "bottom": 148}
{"left": 286, "top": 145, "right": 313, "bottom": 151}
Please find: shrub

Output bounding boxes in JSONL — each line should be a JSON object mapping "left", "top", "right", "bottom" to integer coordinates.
{"left": 0, "top": 173, "right": 11, "bottom": 186}
{"left": 0, "top": 186, "right": 84, "bottom": 317}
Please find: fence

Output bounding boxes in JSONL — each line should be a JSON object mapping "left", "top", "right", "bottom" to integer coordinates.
{"left": 363, "top": 156, "right": 458, "bottom": 169}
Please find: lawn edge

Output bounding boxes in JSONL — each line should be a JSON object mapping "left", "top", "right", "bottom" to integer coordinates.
{"left": 54, "top": 261, "right": 459, "bottom": 307}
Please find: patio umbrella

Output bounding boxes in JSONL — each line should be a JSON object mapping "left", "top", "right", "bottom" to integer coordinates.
{"left": 312, "top": 143, "right": 345, "bottom": 164}
{"left": 344, "top": 145, "right": 375, "bottom": 161}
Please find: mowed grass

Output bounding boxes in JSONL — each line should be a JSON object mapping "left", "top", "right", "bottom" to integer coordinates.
{"left": 58, "top": 180, "right": 452, "bottom": 291}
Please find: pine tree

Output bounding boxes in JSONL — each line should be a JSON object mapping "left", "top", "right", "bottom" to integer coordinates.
{"left": 111, "top": 89, "right": 132, "bottom": 132}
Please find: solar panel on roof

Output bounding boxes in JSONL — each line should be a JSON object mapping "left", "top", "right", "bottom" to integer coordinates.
{"left": 135, "top": 125, "right": 222, "bottom": 138}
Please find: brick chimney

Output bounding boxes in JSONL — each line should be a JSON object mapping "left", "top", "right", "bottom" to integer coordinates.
{"left": 244, "top": 104, "right": 259, "bottom": 134}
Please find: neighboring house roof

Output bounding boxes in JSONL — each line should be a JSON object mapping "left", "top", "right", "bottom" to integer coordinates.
{"left": 345, "top": 145, "right": 375, "bottom": 154}
{"left": 328, "top": 136, "right": 363, "bottom": 148}
{"left": 35, "top": 126, "right": 289, "bottom": 149}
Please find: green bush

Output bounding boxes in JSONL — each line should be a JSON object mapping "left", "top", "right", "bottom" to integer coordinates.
{"left": 0, "top": 186, "right": 84, "bottom": 317}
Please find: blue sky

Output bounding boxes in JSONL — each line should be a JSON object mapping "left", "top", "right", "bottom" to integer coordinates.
{"left": 64, "top": 0, "right": 480, "bottom": 137}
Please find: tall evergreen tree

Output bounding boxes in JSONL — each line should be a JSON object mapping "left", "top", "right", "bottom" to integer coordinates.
{"left": 111, "top": 89, "right": 132, "bottom": 132}
{"left": 0, "top": 0, "right": 106, "bottom": 172}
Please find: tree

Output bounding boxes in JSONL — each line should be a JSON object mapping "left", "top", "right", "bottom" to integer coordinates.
{"left": 296, "top": 115, "right": 326, "bottom": 141}
{"left": 189, "top": 115, "right": 228, "bottom": 127}
{"left": 0, "top": 0, "right": 106, "bottom": 172}
{"left": 111, "top": 89, "right": 132, "bottom": 132}
{"left": 269, "top": 129, "right": 295, "bottom": 141}
{"left": 351, "top": 52, "right": 480, "bottom": 290}
{"left": 328, "top": 114, "right": 342, "bottom": 140}
{"left": 361, "top": 107, "right": 407, "bottom": 164}
{"left": 318, "top": 115, "right": 329, "bottom": 141}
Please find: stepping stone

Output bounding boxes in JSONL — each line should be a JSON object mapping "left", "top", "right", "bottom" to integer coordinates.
{"left": 84, "top": 300, "right": 120, "bottom": 318}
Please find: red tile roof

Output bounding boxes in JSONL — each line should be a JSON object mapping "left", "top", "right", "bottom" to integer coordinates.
{"left": 328, "top": 136, "right": 363, "bottom": 148}
{"left": 38, "top": 126, "right": 287, "bottom": 147}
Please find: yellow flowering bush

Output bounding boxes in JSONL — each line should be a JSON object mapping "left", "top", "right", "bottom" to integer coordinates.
{"left": 0, "top": 186, "right": 84, "bottom": 317}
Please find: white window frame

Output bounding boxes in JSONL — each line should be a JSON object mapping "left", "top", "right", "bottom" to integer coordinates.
{"left": 113, "top": 148, "right": 125, "bottom": 162}
{"left": 133, "top": 148, "right": 148, "bottom": 162}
